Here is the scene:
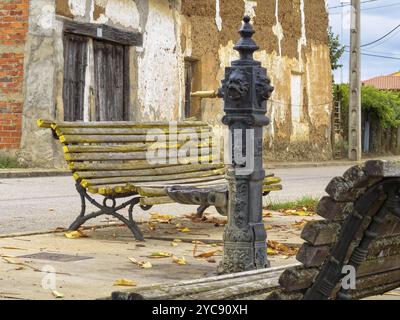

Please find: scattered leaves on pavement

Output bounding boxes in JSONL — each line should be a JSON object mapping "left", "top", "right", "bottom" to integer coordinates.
{"left": 263, "top": 211, "right": 273, "bottom": 218}
{"left": 292, "top": 220, "right": 309, "bottom": 229}
{"left": 147, "top": 222, "right": 158, "bottom": 231}
{"left": 283, "top": 209, "right": 315, "bottom": 217}
{"left": 195, "top": 250, "right": 222, "bottom": 259}
{"left": 185, "top": 214, "right": 227, "bottom": 226}
{"left": 64, "top": 230, "right": 88, "bottom": 239}
{"left": 52, "top": 290, "right": 64, "bottom": 299}
{"left": 128, "top": 257, "right": 152, "bottom": 269}
{"left": 2, "top": 257, "right": 41, "bottom": 272}
{"left": 150, "top": 213, "right": 174, "bottom": 224}
{"left": 149, "top": 252, "right": 173, "bottom": 258}
{"left": 267, "top": 240, "right": 299, "bottom": 256}
{"left": 171, "top": 239, "right": 182, "bottom": 247}
{"left": 172, "top": 256, "right": 187, "bottom": 265}
{"left": 113, "top": 279, "right": 137, "bottom": 287}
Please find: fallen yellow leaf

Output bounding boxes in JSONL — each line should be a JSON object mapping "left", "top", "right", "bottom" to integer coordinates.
{"left": 283, "top": 210, "right": 315, "bottom": 217}
{"left": 113, "top": 279, "right": 137, "bottom": 287}
{"left": 292, "top": 220, "right": 308, "bottom": 229}
{"left": 64, "top": 230, "right": 87, "bottom": 239}
{"left": 263, "top": 211, "right": 273, "bottom": 218}
{"left": 171, "top": 239, "right": 183, "bottom": 246}
{"left": 178, "top": 227, "right": 191, "bottom": 233}
{"left": 149, "top": 252, "right": 173, "bottom": 258}
{"left": 172, "top": 256, "right": 187, "bottom": 265}
{"left": 267, "top": 248, "right": 278, "bottom": 255}
{"left": 52, "top": 290, "right": 64, "bottom": 299}
{"left": 265, "top": 225, "right": 273, "bottom": 231}
{"left": 267, "top": 240, "right": 299, "bottom": 256}
{"left": 150, "top": 213, "right": 174, "bottom": 223}
{"left": 195, "top": 250, "right": 222, "bottom": 258}
{"left": 0, "top": 247, "right": 26, "bottom": 250}
{"left": 141, "top": 261, "right": 153, "bottom": 269}
{"left": 128, "top": 257, "right": 153, "bottom": 269}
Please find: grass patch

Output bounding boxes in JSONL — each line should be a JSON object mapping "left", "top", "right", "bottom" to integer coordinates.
{"left": 266, "top": 196, "right": 320, "bottom": 212}
{"left": 0, "top": 156, "right": 20, "bottom": 169}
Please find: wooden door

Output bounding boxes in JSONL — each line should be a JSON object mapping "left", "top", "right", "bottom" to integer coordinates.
{"left": 93, "top": 40, "right": 129, "bottom": 121}
{"left": 63, "top": 33, "right": 88, "bottom": 121}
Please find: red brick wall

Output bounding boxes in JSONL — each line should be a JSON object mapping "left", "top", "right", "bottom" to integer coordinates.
{"left": 0, "top": 1, "right": 29, "bottom": 150}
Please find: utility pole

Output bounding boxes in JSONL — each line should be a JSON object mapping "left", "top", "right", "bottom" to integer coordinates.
{"left": 348, "top": 0, "right": 362, "bottom": 161}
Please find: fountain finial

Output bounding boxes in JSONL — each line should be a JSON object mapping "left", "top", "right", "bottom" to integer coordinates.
{"left": 233, "top": 16, "right": 259, "bottom": 65}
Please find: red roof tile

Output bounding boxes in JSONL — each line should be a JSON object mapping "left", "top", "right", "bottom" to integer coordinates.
{"left": 362, "top": 76, "right": 400, "bottom": 90}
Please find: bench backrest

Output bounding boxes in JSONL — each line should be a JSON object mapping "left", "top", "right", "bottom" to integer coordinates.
{"left": 38, "top": 119, "right": 224, "bottom": 195}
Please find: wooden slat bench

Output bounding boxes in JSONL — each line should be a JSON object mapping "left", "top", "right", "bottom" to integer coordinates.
{"left": 38, "top": 119, "right": 282, "bottom": 241}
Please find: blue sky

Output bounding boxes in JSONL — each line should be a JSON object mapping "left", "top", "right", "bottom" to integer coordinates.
{"left": 327, "top": 0, "right": 400, "bottom": 83}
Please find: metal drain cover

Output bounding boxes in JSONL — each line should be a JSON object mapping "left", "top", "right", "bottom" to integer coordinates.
{"left": 18, "top": 252, "right": 93, "bottom": 262}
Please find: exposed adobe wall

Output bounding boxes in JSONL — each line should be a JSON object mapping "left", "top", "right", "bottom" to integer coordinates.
{"left": 180, "top": 0, "right": 333, "bottom": 162}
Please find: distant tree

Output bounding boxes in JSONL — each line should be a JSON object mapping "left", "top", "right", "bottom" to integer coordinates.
{"left": 328, "top": 27, "right": 345, "bottom": 72}
{"left": 336, "top": 84, "right": 400, "bottom": 130}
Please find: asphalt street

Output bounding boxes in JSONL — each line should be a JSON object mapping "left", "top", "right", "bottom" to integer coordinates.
{"left": 0, "top": 165, "right": 351, "bottom": 234}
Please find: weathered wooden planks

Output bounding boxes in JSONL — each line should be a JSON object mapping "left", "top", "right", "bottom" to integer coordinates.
{"left": 37, "top": 119, "right": 209, "bottom": 128}
{"left": 59, "top": 134, "right": 212, "bottom": 144}
{"left": 57, "top": 127, "right": 211, "bottom": 136}
{"left": 63, "top": 141, "right": 214, "bottom": 153}
{"left": 110, "top": 264, "right": 298, "bottom": 300}
{"left": 80, "top": 168, "right": 226, "bottom": 187}
{"left": 68, "top": 155, "right": 221, "bottom": 171}
{"left": 74, "top": 163, "right": 225, "bottom": 180}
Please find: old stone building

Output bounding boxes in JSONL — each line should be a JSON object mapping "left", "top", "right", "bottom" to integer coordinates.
{"left": 0, "top": 0, "right": 333, "bottom": 168}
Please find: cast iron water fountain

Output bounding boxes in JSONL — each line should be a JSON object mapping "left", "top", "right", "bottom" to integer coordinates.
{"left": 218, "top": 16, "right": 274, "bottom": 273}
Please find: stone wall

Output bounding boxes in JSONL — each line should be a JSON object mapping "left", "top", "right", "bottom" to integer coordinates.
{"left": 0, "top": 0, "right": 29, "bottom": 154}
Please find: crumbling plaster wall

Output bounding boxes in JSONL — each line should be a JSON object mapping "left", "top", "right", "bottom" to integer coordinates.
{"left": 20, "top": 0, "right": 332, "bottom": 167}
{"left": 20, "top": 0, "right": 183, "bottom": 167}
{"left": 180, "top": 0, "right": 333, "bottom": 161}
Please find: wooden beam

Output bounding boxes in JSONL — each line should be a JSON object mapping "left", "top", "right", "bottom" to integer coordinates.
{"left": 62, "top": 19, "right": 143, "bottom": 46}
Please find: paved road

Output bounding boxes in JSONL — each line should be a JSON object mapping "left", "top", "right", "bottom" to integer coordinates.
{"left": 0, "top": 165, "right": 351, "bottom": 235}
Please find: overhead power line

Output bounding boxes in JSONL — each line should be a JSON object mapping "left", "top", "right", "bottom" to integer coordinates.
{"left": 328, "top": 0, "right": 378, "bottom": 10}
{"left": 344, "top": 49, "right": 400, "bottom": 60}
{"left": 361, "top": 3, "right": 400, "bottom": 11}
{"left": 361, "top": 24, "right": 400, "bottom": 47}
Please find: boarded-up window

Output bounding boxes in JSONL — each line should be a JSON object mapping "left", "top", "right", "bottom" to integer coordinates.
{"left": 63, "top": 33, "right": 88, "bottom": 121}
{"left": 290, "top": 74, "right": 302, "bottom": 123}
{"left": 93, "top": 40, "right": 130, "bottom": 121}
{"left": 184, "top": 59, "right": 201, "bottom": 119}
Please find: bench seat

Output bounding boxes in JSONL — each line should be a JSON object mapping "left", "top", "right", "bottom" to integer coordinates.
{"left": 38, "top": 119, "right": 282, "bottom": 240}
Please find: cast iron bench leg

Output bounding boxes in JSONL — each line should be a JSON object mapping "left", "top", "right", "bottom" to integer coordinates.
{"left": 69, "top": 183, "right": 145, "bottom": 241}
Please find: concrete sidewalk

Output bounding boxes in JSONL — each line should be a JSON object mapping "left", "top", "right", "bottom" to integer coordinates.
{"left": 0, "top": 211, "right": 312, "bottom": 300}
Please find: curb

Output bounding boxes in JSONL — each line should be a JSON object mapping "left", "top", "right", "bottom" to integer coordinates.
{"left": 0, "top": 169, "right": 70, "bottom": 179}
{"left": 266, "top": 161, "right": 362, "bottom": 169}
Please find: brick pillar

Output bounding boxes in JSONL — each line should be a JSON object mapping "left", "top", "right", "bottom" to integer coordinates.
{"left": 0, "top": 0, "right": 29, "bottom": 151}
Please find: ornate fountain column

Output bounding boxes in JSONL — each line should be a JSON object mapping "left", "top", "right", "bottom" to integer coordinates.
{"left": 218, "top": 16, "right": 274, "bottom": 273}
